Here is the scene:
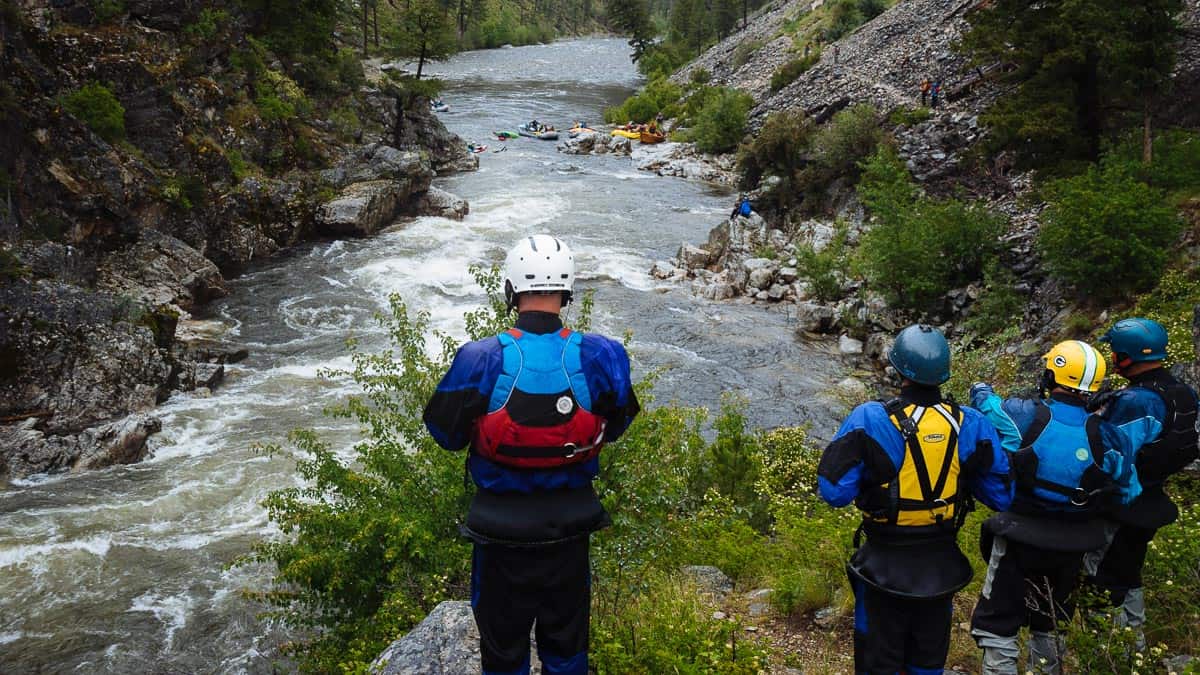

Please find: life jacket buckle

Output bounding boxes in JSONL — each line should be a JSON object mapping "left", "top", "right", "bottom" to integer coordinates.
{"left": 563, "top": 442, "right": 586, "bottom": 458}
{"left": 1070, "top": 488, "right": 1091, "bottom": 507}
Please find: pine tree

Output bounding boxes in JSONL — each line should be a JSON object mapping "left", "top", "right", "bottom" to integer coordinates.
{"left": 392, "top": 0, "right": 457, "bottom": 79}
{"left": 607, "top": 0, "right": 655, "bottom": 62}
{"left": 962, "top": 0, "right": 1182, "bottom": 169}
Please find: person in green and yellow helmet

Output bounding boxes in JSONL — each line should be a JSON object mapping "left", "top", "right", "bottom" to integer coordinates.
{"left": 967, "top": 340, "right": 1158, "bottom": 675}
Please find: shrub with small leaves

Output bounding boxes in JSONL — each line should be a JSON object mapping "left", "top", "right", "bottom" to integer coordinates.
{"left": 1038, "top": 164, "right": 1183, "bottom": 303}
{"left": 62, "top": 82, "right": 125, "bottom": 144}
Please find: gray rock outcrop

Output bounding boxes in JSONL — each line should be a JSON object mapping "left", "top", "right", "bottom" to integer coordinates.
{"left": 415, "top": 186, "right": 470, "bottom": 220}
{"left": 317, "top": 180, "right": 416, "bottom": 237}
{"left": 371, "top": 601, "right": 542, "bottom": 675}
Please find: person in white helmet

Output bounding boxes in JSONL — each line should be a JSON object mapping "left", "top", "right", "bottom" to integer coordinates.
{"left": 423, "top": 234, "right": 639, "bottom": 675}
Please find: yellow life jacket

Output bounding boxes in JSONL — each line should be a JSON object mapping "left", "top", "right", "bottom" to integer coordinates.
{"left": 865, "top": 400, "right": 965, "bottom": 529}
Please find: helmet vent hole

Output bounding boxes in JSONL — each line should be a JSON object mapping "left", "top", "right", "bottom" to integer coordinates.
{"left": 561, "top": 274, "right": 568, "bottom": 279}
{"left": 525, "top": 274, "right": 535, "bottom": 279}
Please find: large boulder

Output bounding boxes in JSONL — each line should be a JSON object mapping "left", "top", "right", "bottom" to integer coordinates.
{"left": 677, "top": 243, "right": 715, "bottom": 270}
{"left": 371, "top": 601, "right": 542, "bottom": 675}
{"left": 316, "top": 181, "right": 412, "bottom": 237}
{"left": 96, "top": 229, "right": 227, "bottom": 312}
{"left": 795, "top": 301, "right": 839, "bottom": 334}
{"left": 323, "top": 144, "right": 433, "bottom": 188}
{"left": 414, "top": 186, "right": 470, "bottom": 220}
{"left": 556, "top": 131, "right": 599, "bottom": 155}
{"left": 1, "top": 413, "right": 162, "bottom": 480}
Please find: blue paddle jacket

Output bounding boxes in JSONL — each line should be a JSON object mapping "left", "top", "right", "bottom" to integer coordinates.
{"left": 423, "top": 311, "right": 639, "bottom": 494}
{"left": 817, "top": 385, "right": 1013, "bottom": 515}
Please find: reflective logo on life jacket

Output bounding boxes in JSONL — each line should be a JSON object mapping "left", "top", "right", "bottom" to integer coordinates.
{"left": 864, "top": 400, "right": 964, "bottom": 529}
{"left": 472, "top": 328, "right": 607, "bottom": 469}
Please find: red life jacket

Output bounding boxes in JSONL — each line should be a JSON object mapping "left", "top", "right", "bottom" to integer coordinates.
{"left": 472, "top": 327, "right": 608, "bottom": 469}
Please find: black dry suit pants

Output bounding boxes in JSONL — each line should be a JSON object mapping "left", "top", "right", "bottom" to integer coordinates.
{"left": 471, "top": 537, "right": 590, "bottom": 675}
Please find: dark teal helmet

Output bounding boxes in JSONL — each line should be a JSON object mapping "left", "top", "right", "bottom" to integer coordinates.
{"left": 1099, "top": 317, "right": 1168, "bottom": 365}
{"left": 888, "top": 324, "right": 951, "bottom": 385}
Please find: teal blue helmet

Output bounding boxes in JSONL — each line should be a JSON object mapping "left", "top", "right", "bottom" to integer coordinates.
{"left": 1099, "top": 317, "right": 1168, "bottom": 367}
{"left": 888, "top": 324, "right": 951, "bottom": 386}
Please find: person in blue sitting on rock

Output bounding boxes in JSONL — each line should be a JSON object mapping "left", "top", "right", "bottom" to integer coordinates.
{"left": 730, "top": 194, "right": 754, "bottom": 220}
{"left": 1084, "top": 318, "right": 1199, "bottom": 651}
{"left": 968, "top": 340, "right": 1156, "bottom": 675}
{"left": 423, "top": 234, "right": 640, "bottom": 675}
{"left": 818, "top": 324, "right": 1012, "bottom": 675}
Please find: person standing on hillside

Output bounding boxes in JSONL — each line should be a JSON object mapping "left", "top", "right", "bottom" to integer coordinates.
{"left": 424, "top": 234, "right": 640, "bottom": 675}
{"left": 969, "top": 341, "right": 1154, "bottom": 675}
{"left": 818, "top": 324, "right": 1012, "bottom": 675}
{"left": 1086, "top": 318, "right": 1199, "bottom": 650}
{"left": 920, "top": 78, "right": 931, "bottom": 106}
{"left": 930, "top": 80, "right": 941, "bottom": 108}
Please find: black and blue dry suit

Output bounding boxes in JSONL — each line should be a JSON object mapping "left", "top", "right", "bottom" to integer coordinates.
{"left": 969, "top": 386, "right": 1153, "bottom": 675}
{"left": 818, "top": 384, "right": 1012, "bottom": 675}
{"left": 424, "top": 311, "right": 639, "bottom": 675}
{"left": 1086, "top": 368, "right": 1198, "bottom": 648}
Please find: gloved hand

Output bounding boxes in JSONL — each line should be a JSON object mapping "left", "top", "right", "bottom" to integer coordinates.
{"left": 969, "top": 382, "right": 993, "bottom": 406}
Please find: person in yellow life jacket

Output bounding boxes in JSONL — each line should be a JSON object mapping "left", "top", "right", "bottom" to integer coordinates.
{"left": 817, "top": 324, "right": 1013, "bottom": 675}
{"left": 968, "top": 340, "right": 1154, "bottom": 675}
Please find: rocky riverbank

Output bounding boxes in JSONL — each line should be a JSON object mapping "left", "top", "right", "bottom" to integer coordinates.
{"left": 0, "top": 0, "right": 476, "bottom": 482}
{"left": 557, "top": 131, "right": 737, "bottom": 185}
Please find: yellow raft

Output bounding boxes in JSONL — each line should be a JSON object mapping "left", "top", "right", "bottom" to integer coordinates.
{"left": 611, "top": 129, "right": 641, "bottom": 139}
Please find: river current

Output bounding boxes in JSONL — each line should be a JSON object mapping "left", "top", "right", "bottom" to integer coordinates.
{"left": 0, "top": 38, "right": 846, "bottom": 673}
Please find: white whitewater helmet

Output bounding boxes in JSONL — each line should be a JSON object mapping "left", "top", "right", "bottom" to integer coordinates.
{"left": 503, "top": 234, "right": 575, "bottom": 309}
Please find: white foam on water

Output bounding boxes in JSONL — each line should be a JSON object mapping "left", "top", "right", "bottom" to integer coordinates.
{"left": 127, "top": 591, "right": 194, "bottom": 650}
{"left": 0, "top": 535, "right": 113, "bottom": 569}
{"left": 628, "top": 340, "right": 717, "bottom": 365}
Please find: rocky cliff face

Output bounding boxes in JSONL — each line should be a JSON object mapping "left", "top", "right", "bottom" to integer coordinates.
{"left": 0, "top": 0, "right": 475, "bottom": 482}
{"left": 660, "top": 0, "right": 1200, "bottom": 378}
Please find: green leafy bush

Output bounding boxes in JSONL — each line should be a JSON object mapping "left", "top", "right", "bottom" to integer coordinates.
{"left": 1038, "top": 164, "right": 1183, "bottom": 303}
{"left": 690, "top": 68, "right": 712, "bottom": 85}
{"left": 183, "top": 8, "right": 228, "bottom": 41}
{"left": 62, "top": 82, "right": 126, "bottom": 144}
{"left": 963, "top": 261, "right": 1023, "bottom": 337}
{"left": 604, "top": 77, "right": 683, "bottom": 124}
{"left": 888, "top": 105, "right": 932, "bottom": 127}
{"left": 591, "top": 574, "right": 770, "bottom": 674}
{"left": 91, "top": 0, "right": 124, "bottom": 23}
{"left": 795, "top": 221, "right": 851, "bottom": 302}
{"left": 1128, "top": 267, "right": 1200, "bottom": 366}
{"left": 736, "top": 110, "right": 813, "bottom": 211}
{"left": 254, "top": 70, "right": 310, "bottom": 123}
{"left": 793, "top": 103, "right": 884, "bottom": 212}
{"left": 0, "top": 248, "right": 29, "bottom": 282}
{"left": 855, "top": 146, "right": 1007, "bottom": 311}
{"left": 823, "top": 0, "right": 885, "bottom": 40}
{"left": 1105, "top": 128, "right": 1200, "bottom": 196}
{"left": 225, "top": 149, "right": 254, "bottom": 181}
{"left": 731, "top": 39, "right": 764, "bottom": 69}
{"left": 637, "top": 42, "right": 692, "bottom": 80}
{"left": 335, "top": 48, "right": 366, "bottom": 92}
{"left": 690, "top": 87, "right": 754, "bottom": 154}
{"left": 769, "top": 51, "right": 819, "bottom": 93}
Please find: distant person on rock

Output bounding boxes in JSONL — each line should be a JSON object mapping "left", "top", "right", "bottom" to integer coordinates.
{"left": 817, "top": 324, "right": 1012, "bottom": 675}
{"left": 931, "top": 81, "right": 941, "bottom": 108}
{"left": 730, "top": 194, "right": 754, "bottom": 219}
{"left": 1084, "top": 318, "right": 1199, "bottom": 651}
{"left": 424, "top": 234, "right": 640, "bottom": 675}
{"left": 921, "top": 78, "right": 931, "bottom": 106}
{"left": 968, "top": 341, "right": 1152, "bottom": 675}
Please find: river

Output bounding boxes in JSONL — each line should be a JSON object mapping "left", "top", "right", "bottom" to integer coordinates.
{"left": 0, "top": 38, "right": 846, "bottom": 673}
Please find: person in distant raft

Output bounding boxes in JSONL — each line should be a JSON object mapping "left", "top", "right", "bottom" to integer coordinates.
{"left": 969, "top": 341, "right": 1155, "bottom": 675}
{"left": 817, "top": 324, "right": 1012, "bottom": 675}
{"left": 423, "top": 234, "right": 639, "bottom": 675}
{"left": 1086, "top": 318, "right": 1199, "bottom": 650}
